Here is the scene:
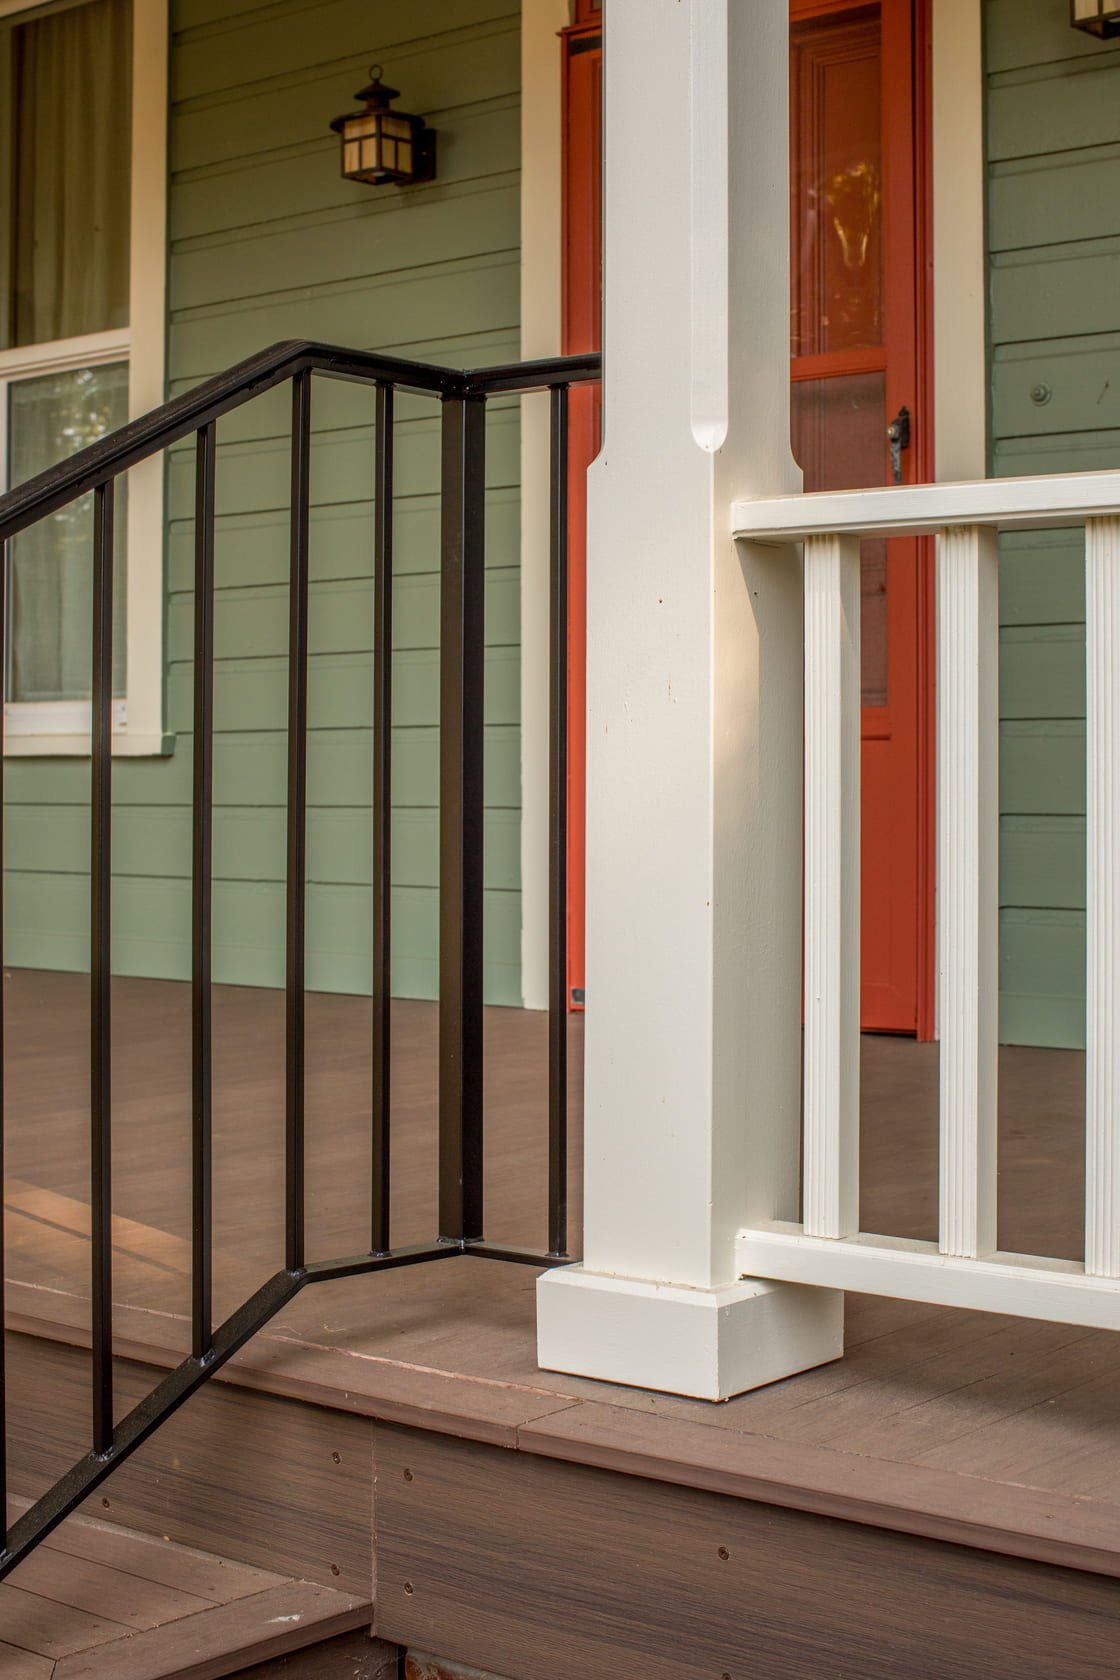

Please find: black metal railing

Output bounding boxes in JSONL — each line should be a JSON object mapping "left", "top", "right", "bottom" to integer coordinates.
{"left": 0, "top": 339, "right": 600, "bottom": 1579}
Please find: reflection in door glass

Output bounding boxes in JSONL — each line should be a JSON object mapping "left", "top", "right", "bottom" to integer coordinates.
{"left": 792, "top": 373, "right": 888, "bottom": 708}
{"left": 792, "top": 372, "right": 885, "bottom": 492}
{"left": 791, "top": 4, "right": 889, "bottom": 711}
{"left": 790, "top": 11, "right": 883, "bottom": 359}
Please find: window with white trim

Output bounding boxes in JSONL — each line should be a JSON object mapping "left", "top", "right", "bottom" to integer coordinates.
{"left": 0, "top": 0, "right": 168, "bottom": 756}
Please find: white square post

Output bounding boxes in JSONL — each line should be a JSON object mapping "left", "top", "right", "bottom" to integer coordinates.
{"left": 537, "top": 0, "right": 843, "bottom": 1398}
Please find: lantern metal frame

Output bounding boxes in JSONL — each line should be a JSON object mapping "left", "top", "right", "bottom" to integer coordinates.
{"left": 329, "top": 66, "right": 436, "bottom": 187}
{"left": 1070, "top": 0, "right": 1120, "bottom": 37}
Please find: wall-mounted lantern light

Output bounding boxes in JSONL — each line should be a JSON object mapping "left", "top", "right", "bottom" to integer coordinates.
{"left": 330, "top": 67, "right": 436, "bottom": 186}
{"left": 1071, "top": 0, "right": 1120, "bottom": 37}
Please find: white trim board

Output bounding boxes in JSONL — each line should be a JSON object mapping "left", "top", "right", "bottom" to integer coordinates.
{"left": 519, "top": 0, "right": 570, "bottom": 1011}
{"left": 122, "top": 0, "right": 170, "bottom": 759}
{"left": 931, "top": 0, "right": 987, "bottom": 483}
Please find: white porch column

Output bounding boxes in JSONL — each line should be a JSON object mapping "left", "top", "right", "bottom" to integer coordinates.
{"left": 536, "top": 0, "right": 843, "bottom": 1399}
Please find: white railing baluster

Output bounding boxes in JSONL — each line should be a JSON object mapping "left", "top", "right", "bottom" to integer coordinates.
{"left": 1086, "top": 516, "right": 1120, "bottom": 1278}
{"left": 803, "top": 533, "right": 861, "bottom": 1239}
{"left": 730, "top": 484, "right": 1120, "bottom": 1337}
{"left": 937, "top": 524, "right": 999, "bottom": 1259}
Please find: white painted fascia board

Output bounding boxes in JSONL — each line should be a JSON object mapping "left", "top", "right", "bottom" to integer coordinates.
{"left": 732, "top": 472, "right": 1120, "bottom": 542}
{"left": 738, "top": 1223, "right": 1120, "bottom": 1331}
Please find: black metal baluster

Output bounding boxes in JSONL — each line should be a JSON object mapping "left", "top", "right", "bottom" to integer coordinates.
{"left": 286, "top": 373, "right": 312, "bottom": 1274}
{"left": 548, "top": 386, "right": 569, "bottom": 1258}
{"left": 192, "top": 424, "right": 216, "bottom": 1355}
{"left": 90, "top": 481, "right": 114, "bottom": 1455}
{"left": 372, "top": 384, "right": 394, "bottom": 1255}
{"left": 0, "top": 352, "right": 603, "bottom": 1586}
{"left": 438, "top": 394, "right": 486, "bottom": 1243}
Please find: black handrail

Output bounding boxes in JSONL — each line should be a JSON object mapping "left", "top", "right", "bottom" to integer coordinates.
{"left": 0, "top": 340, "right": 600, "bottom": 1580}
{"left": 0, "top": 340, "right": 602, "bottom": 542}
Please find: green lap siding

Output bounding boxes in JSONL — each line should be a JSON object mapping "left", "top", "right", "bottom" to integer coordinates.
{"left": 4, "top": 0, "right": 524, "bottom": 1005}
{"left": 987, "top": 0, "right": 1120, "bottom": 1046}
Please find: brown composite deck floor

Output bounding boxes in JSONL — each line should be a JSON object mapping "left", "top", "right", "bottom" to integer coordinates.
{"left": 0, "top": 1498, "right": 370, "bottom": 1678}
{"left": 5, "top": 967, "right": 1120, "bottom": 1572}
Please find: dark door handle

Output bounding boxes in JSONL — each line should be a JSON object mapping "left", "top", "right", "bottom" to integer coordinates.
{"left": 887, "top": 405, "right": 911, "bottom": 485}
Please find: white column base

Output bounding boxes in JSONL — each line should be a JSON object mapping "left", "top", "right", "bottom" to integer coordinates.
{"left": 536, "top": 1265, "right": 844, "bottom": 1401}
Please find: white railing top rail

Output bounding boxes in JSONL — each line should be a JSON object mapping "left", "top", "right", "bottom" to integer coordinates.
{"left": 732, "top": 469, "right": 1120, "bottom": 541}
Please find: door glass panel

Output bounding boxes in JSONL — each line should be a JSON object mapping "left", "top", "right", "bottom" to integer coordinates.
{"left": 790, "top": 9, "right": 883, "bottom": 358}
{"left": 7, "top": 364, "right": 129, "bottom": 702}
{"left": 791, "top": 6, "right": 888, "bottom": 709}
{"left": 792, "top": 370, "right": 885, "bottom": 491}
{"left": 792, "top": 373, "right": 887, "bottom": 707}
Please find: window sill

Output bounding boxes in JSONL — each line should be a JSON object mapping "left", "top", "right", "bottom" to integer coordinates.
{"left": 4, "top": 732, "right": 175, "bottom": 758}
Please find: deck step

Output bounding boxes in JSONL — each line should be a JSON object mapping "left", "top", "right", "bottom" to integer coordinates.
{"left": 1, "top": 1502, "right": 374, "bottom": 1680}
{"left": 5, "top": 1331, "right": 376, "bottom": 1597}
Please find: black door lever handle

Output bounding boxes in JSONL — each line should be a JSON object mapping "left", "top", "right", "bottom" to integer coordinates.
{"left": 887, "top": 405, "right": 911, "bottom": 485}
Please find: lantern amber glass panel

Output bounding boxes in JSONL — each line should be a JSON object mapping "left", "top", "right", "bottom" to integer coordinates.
{"left": 380, "top": 113, "right": 414, "bottom": 178}
{"left": 339, "top": 112, "right": 415, "bottom": 182}
{"left": 341, "top": 114, "right": 377, "bottom": 179}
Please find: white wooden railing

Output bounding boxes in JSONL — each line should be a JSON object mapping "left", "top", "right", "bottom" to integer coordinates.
{"left": 731, "top": 473, "right": 1120, "bottom": 1332}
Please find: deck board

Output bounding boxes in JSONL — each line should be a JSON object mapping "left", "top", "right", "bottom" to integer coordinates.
{"left": 0, "top": 1503, "right": 371, "bottom": 1678}
{"left": 4, "top": 968, "right": 1120, "bottom": 1573}
{"left": 18, "top": 1511, "right": 284, "bottom": 1601}
{"left": 0, "top": 1581, "right": 132, "bottom": 1659}
{"left": 0, "top": 1642, "right": 54, "bottom": 1679}
{"left": 55, "top": 1582, "right": 373, "bottom": 1680}
{"left": 2, "top": 1545, "right": 214, "bottom": 1630}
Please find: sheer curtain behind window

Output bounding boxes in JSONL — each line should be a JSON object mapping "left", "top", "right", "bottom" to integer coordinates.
{"left": 5, "top": 0, "right": 132, "bottom": 707}
{"left": 12, "top": 0, "right": 132, "bottom": 347}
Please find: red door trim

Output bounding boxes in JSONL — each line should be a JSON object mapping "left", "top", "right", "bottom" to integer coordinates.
{"left": 560, "top": 16, "right": 601, "bottom": 1010}
{"left": 913, "top": 0, "right": 936, "bottom": 1041}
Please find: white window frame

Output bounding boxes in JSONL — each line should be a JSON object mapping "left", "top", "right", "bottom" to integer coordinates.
{"left": 0, "top": 0, "right": 169, "bottom": 756}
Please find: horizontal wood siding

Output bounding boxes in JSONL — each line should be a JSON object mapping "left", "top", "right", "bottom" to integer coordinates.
{"left": 4, "top": 0, "right": 524, "bottom": 1004}
{"left": 987, "top": 0, "right": 1120, "bottom": 1046}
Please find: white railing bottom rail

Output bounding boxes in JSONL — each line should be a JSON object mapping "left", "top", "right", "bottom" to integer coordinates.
{"left": 730, "top": 472, "right": 1120, "bottom": 1330}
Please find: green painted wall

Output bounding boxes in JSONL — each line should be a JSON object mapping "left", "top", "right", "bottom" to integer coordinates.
{"left": 987, "top": 0, "right": 1120, "bottom": 1046}
{"left": 5, "top": 0, "right": 525, "bottom": 1004}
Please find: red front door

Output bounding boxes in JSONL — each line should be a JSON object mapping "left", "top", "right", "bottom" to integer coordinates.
{"left": 562, "top": 1, "right": 933, "bottom": 1034}
{"left": 791, "top": 0, "right": 933, "bottom": 1034}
